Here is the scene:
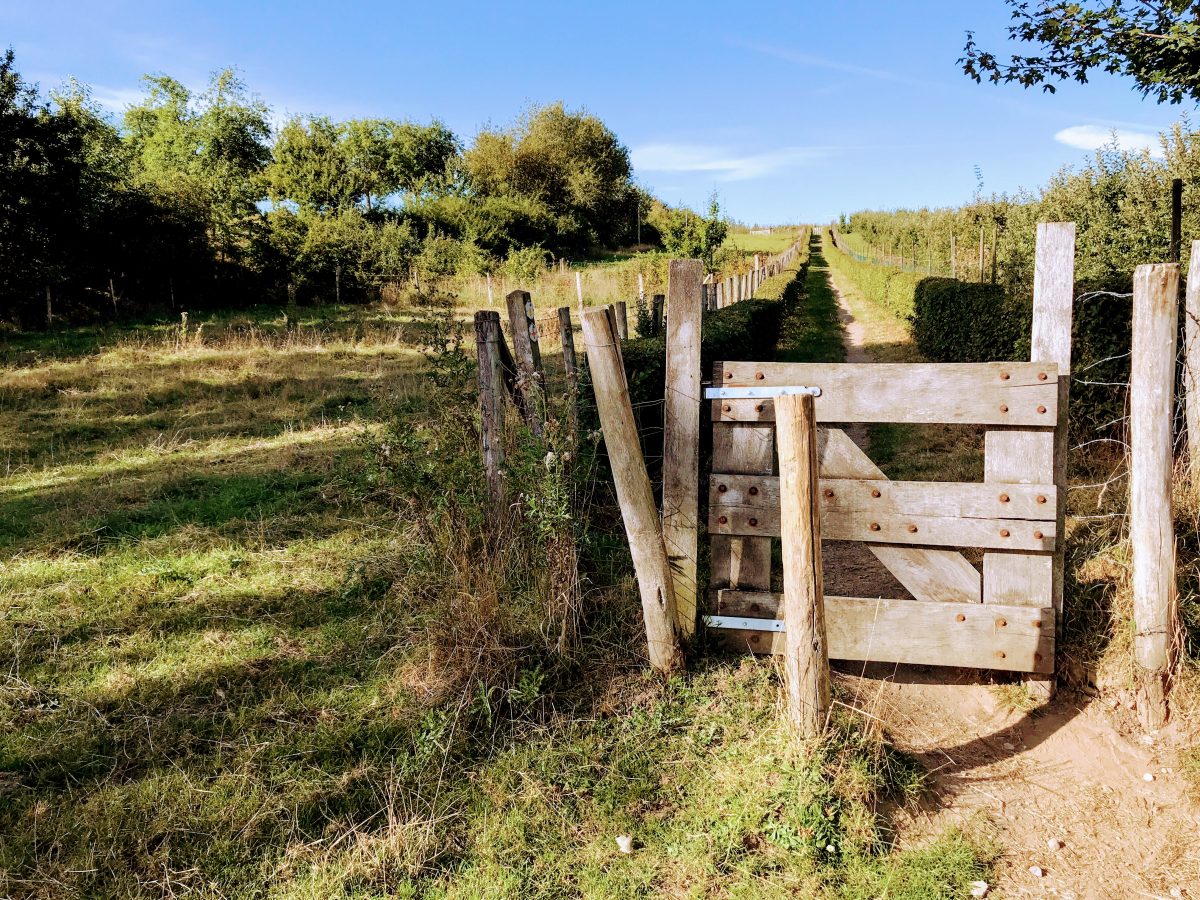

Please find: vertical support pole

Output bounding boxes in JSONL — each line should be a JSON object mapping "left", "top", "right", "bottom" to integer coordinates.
{"left": 474, "top": 311, "right": 506, "bottom": 506}
{"left": 1132, "top": 263, "right": 1180, "bottom": 728}
{"left": 581, "top": 307, "right": 683, "bottom": 673}
{"left": 486, "top": 272, "right": 494, "bottom": 306}
{"left": 557, "top": 306, "right": 577, "bottom": 378}
{"left": 950, "top": 230, "right": 956, "bottom": 278}
{"left": 1170, "top": 178, "right": 1183, "bottom": 263}
{"left": 575, "top": 271, "right": 584, "bottom": 318}
{"left": 1186, "top": 240, "right": 1200, "bottom": 482}
{"left": 984, "top": 222, "right": 1074, "bottom": 700}
{"left": 777, "top": 393, "right": 829, "bottom": 738}
{"left": 663, "top": 260, "right": 703, "bottom": 635}
{"left": 652, "top": 294, "right": 665, "bottom": 337}
{"left": 978, "top": 224, "right": 985, "bottom": 282}
{"left": 505, "top": 289, "right": 544, "bottom": 436}
{"left": 614, "top": 301, "right": 629, "bottom": 340}
{"left": 637, "top": 272, "right": 645, "bottom": 303}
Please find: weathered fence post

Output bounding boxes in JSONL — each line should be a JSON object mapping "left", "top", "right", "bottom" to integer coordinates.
{"left": 1185, "top": 240, "right": 1200, "bottom": 482}
{"left": 505, "top": 289, "right": 544, "bottom": 436}
{"left": 663, "top": 260, "right": 703, "bottom": 635}
{"left": 652, "top": 294, "right": 665, "bottom": 336}
{"left": 557, "top": 306, "right": 577, "bottom": 378}
{"left": 474, "top": 310, "right": 507, "bottom": 505}
{"left": 1132, "top": 263, "right": 1180, "bottom": 728}
{"left": 581, "top": 307, "right": 683, "bottom": 673}
{"left": 575, "top": 271, "right": 584, "bottom": 318}
{"left": 614, "top": 301, "right": 629, "bottom": 340}
{"left": 776, "top": 393, "right": 829, "bottom": 738}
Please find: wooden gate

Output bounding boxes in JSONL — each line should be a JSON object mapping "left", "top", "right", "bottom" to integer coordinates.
{"left": 701, "top": 224, "right": 1075, "bottom": 675}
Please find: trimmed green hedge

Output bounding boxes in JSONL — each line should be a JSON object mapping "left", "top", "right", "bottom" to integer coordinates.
{"left": 911, "top": 278, "right": 1028, "bottom": 363}
{"left": 825, "top": 231, "right": 923, "bottom": 319}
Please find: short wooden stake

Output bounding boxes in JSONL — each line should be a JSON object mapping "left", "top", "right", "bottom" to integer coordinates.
{"left": 505, "top": 289, "right": 544, "bottom": 436}
{"left": 1132, "top": 263, "right": 1180, "bottom": 728}
{"left": 581, "top": 306, "right": 683, "bottom": 673}
{"left": 614, "top": 300, "right": 629, "bottom": 340}
{"left": 1185, "top": 240, "right": 1200, "bottom": 483}
{"left": 652, "top": 294, "right": 665, "bottom": 336}
{"left": 557, "top": 306, "right": 577, "bottom": 377}
{"left": 663, "top": 260, "right": 703, "bottom": 635}
{"left": 776, "top": 393, "right": 829, "bottom": 738}
{"left": 575, "top": 271, "right": 584, "bottom": 317}
{"left": 474, "top": 311, "right": 506, "bottom": 505}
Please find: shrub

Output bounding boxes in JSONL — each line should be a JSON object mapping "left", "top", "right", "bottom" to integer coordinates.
{"left": 911, "top": 278, "right": 1026, "bottom": 363}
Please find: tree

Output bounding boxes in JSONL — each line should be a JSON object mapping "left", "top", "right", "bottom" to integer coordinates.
{"left": 962, "top": 1, "right": 1200, "bottom": 104}
{"left": 651, "top": 195, "right": 729, "bottom": 272}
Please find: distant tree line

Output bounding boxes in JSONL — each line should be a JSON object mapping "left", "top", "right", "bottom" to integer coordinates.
{"left": 0, "top": 49, "right": 727, "bottom": 328}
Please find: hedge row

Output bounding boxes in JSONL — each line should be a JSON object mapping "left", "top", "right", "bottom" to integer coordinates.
{"left": 825, "top": 230, "right": 923, "bottom": 319}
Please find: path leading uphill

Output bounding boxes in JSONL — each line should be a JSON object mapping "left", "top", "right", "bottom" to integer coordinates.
{"left": 817, "top": 253, "right": 1199, "bottom": 899}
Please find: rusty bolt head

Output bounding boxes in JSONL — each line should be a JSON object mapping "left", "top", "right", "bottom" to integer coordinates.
{"left": 748, "top": 517, "right": 758, "bottom": 527}
{"left": 956, "top": 613, "right": 966, "bottom": 622}
{"left": 1000, "top": 528, "right": 1010, "bottom": 538}
{"left": 1034, "top": 652, "right": 1043, "bottom": 663}
{"left": 750, "top": 603, "right": 761, "bottom": 613}
{"left": 1038, "top": 371, "right": 1048, "bottom": 381}
{"left": 996, "top": 617, "right": 1007, "bottom": 627}
{"left": 717, "top": 484, "right": 728, "bottom": 494}
{"left": 1034, "top": 530, "right": 1044, "bottom": 540}
{"left": 1000, "top": 404, "right": 1009, "bottom": 413}
{"left": 999, "top": 493, "right": 1010, "bottom": 503}
{"left": 755, "top": 372, "right": 765, "bottom": 381}
{"left": 725, "top": 371, "right": 733, "bottom": 379}
{"left": 1000, "top": 371, "right": 1011, "bottom": 380}
{"left": 871, "top": 488, "right": 881, "bottom": 498}
{"left": 823, "top": 488, "right": 834, "bottom": 498}
{"left": 997, "top": 651, "right": 1007, "bottom": 660}
{"left": 1037, "top": 405, "right": 1047, "bottom": 414}
{"left": 1036, "top": 494, "right": 1047, "bottom": 504}
{"left": 718, "top": 515, "right": 728, "bottom": 525}
{"left": 869, "top": 522, "right": 881, "bottom": 532}
{"left": 748, "top": 486, "right": 759, "bottom": 496}
{"left": 907, "top": 524, "right": 918, "bottom": 533}
{"left": 1032, "top": 619, "right": 1042, "bottom": 628}
{"left": 723, "top": 404, "right": 732, "bottom": 413}
{"left": 755, "top": 404, "right": 764, "bottom": 413}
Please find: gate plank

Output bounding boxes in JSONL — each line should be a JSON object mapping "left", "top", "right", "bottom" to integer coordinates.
{"left": 710, "top": 506, "right": 1056, "bottom": 551}
{"left": 715, "top": 590, "right": 1054, "bottom": 673}
{"left": 711, "top": 475, "right": 1056, "bottom": 520}
{"left": 713, "top": 361, "right": 1058, "bottom": 425}
{"left": 819, "top": 428, "right": 981, "bottom": 603}
{"left": 709, "top": 423, "right": 774, "bottom": 592}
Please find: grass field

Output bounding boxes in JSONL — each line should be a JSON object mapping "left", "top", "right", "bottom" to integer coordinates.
{"left": 0, "top": 272, "right": 992, "bottom": 897}
{"left": 724, "top": 227, "right": 804, "bottom": 255}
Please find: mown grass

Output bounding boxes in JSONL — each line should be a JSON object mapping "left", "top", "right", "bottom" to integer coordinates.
{"left": 725, "top": 228, "right": 804, "bottom": 255}
{"left": 1, "top": 288, "right": 995, "bottom": 897}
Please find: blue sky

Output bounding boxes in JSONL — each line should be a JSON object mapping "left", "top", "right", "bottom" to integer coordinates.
{"left": 2, "top": 0, "right": 1190, "bottom": 224}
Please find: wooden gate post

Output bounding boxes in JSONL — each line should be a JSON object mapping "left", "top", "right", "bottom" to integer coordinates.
{"left": 505, "top": 289, "right": 544, "bottom": 436}
{"left": 1185, "top": 240, "right": 1200, "bottom": 482}
{"left": 614, "top": 301, "right": 629, "bottom": 340}
{"left": 581, "top": 306, "right": 683, "bottom": 673}
{"left": 474, "top": 310, "right": 506, "bottom": 505}
{"left": 776, "top": 393, "right": 829, "bottom": 738}
{"left": 1132, "top": 263, "right": 1180, "bottom": 728}
{"left": 663, "top": 260, "right": 703, "bottom": 635}
{"left": 557, "top": 306, "right": 577, "bottom": 378}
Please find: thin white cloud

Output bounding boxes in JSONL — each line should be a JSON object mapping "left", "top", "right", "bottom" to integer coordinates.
{"left": 632, "top": 143, "right": 829, "bottom": 181}
{"left": 90, "top": 85, "right": 144, "bottom": 115}
{"left": 1054, "top": 124, "right": 1164, "bottom": 158}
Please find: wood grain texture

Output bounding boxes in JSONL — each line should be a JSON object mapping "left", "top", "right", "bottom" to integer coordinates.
{"left": 713, "top": 362, "right": 1059, "bottom": 426}
{"left": 557, "top": 307, "right": 577, "bottom": 377}
{"left": 1187, "top": 240, "right": 1200, "bottom": 482}
{"left": 708, "top": 422, "right": 774, "bottom": 594}
{"left": 662, "top": 259, "right": 704, "bottom": 635}
{"left": 505, "top": 289, "right": 544, "bottom": 437}
{"left": 776, "top": 394, "right": 830, "bottom": 736}
{"left": 711, "top": 475, "right": 1056, "bottom": 521}
{"left": 581, "top": 307, "right": 681, "bottom": 673}
{"left": 716, "top": 590, "right": 1054, "bottom": 673}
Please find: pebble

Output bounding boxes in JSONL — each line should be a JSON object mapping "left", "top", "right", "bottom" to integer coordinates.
{"left": 1169, "top": 888, "right": 1183, "bottom": 899}
{"left": 1046, "top": 837, "right": 1064, "bottom": 851}
{"left": 968, "top": 881, "right": 990, "bottom": 898}
{"left": 615, "top": 835, "right": 633, "bottom": 854}
{"left": 1143, "top": 772, "right": 1156, "bottom": 782}
{"left": 1003, "top": 742, "right": 1016, "bottom": 751}
{"left": 1029, "top": 865, "right": 1045, "bottom": 878}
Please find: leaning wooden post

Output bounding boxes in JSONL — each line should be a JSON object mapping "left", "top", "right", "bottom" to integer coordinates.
{"left": 557, "top": 306, "right": 577, "bottom": 378}
{"left": 663, "top": 260, "right": 703, "bottom": 635}
{"left": 1185, "top": 240, "right": 1200, "bottom": 483}
{"left": 652, "top": 294, "right": 665, "bottom": 336}
{"left": 505, "top": 289, "right": 544, "bottom": 437}
{"left": 581, "top": 307, "right": 683, "bottom": 673}
{"left": 614, "top": 300, "right": 629, "bottom": 340}
{"left": 474, "top": 311, "right": 506, "bottom": 506}
{"left": 776, "top": 393, "right": 829, "bottom": 738}
{"left": 1132, "top": 263, "right": 1181, "bottom": 728}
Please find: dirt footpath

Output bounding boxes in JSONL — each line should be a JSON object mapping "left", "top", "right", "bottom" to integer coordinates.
{"left": 821, "top": 266, "right": 1199, "bottom": 899}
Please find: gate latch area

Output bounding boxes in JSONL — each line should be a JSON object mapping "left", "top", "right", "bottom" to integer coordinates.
{"left": 704, "top": 385, "right": 822, "bottom": 399}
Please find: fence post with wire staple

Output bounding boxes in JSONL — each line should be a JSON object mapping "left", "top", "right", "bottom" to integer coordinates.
{"left": 474, "top": 310, "right": 506, "bottom": 506}
{"left": 582, "top": 306, "right": 683, "bottom": 673}
{"left": 776, "top": 392, "right": 829, "bottom": 738}
{"left": 1185, "top": 240, "right": 1200, "bottom": 483}
{"left": 663, "top": 259, "right": 703, "bottom": 635}
{"left": 505, "top": 289, "right": 544, "bottom": 437}
{"left": 1132, "top": 263, "right": 1180, "bottom": 728}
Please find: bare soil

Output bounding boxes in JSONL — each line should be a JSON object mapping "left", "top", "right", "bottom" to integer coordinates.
{"left": 822, "top": 267, "right": 1200, "bottom": 899}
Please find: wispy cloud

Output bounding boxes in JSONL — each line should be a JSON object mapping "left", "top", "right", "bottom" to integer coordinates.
{"left": 631, "top": 143, "right": 830, "bottom": 181}
{"left": 91, "top": 85, "right": 144, "bottom": 115}
{"left": 1054, "top": 124, "right": 1164, "bottom": 158}
{"left": 729, "top": 39, "right": 941, "bottom": 91}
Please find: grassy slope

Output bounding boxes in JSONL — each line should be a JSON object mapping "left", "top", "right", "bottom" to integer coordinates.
{"left": 725, "top": 228, "right": 804, "bottom": 255}
{"left": 1, "top": 276, "right": 991, "bottom": 898}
